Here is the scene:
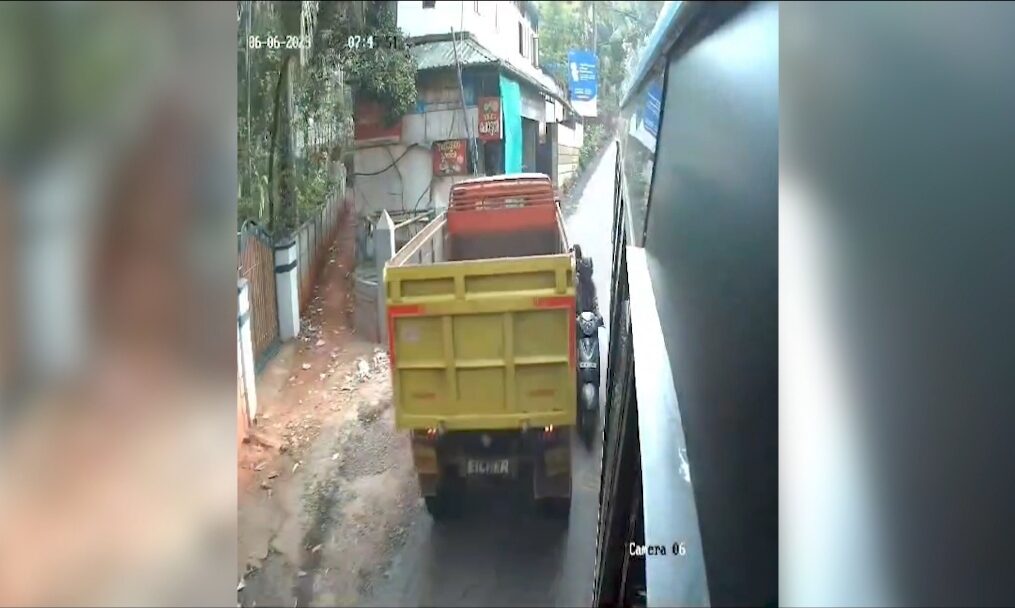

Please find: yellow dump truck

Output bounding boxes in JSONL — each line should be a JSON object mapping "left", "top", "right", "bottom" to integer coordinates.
{"left": 384, "top": 174, "right": 576, "bottom": 519}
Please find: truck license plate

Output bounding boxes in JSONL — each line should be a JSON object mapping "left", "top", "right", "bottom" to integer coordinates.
{"left": 467, "top": 459, "right": 510, "bottom": 475}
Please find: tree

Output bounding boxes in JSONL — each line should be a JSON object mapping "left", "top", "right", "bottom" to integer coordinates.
{"left": 538, "top": 2, "right": 583, "bottom": 85}
{"left": 537, "top": 1, "right": 662, "bottom": 173}
{"left": 238, "top": 1, "right": 417, "bottom": 234}
{"left": 537, "top": 0, "right": 663, "bottom": 120}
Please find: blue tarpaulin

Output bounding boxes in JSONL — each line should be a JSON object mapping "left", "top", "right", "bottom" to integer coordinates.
{"left": 499, "top": 75, "right": 522, "bottom": 173}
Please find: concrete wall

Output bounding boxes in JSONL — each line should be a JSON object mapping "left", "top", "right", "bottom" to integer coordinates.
{"left": 557, "top": 121, "right": 583, "bottom": 185}
{"left": 353, "top": 103, "right": 481, "bottom": 217}
{"left": 558, "top": 144, "right": 580, "bottom": 185}
{"left": 398, "top": 1, "right": 536, "bottom": 66}
{"left": 405, "top": 106, "right": 480, "bottom": 145}
{"left": 357, "top": 1, "right": 570, "bottom": 217}
{"left": 353, "top": 271, "right": 380, "bottom": 343}
{"left": 397, "top": 1, "right": 562, "bottom": 98}
{"left": 558, "top": 120, "right": 584, "bottom": 148}
{"left": 353, "top": 100, "right": 567, "bottom": 215}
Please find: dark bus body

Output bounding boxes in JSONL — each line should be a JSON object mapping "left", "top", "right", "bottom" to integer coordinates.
{"left": 594, "top": 2, "right": 778, "bottom": 606}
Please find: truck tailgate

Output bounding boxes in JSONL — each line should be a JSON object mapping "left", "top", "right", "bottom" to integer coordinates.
{"left": 386, "top": 254, "right": 576, "bottom": 430}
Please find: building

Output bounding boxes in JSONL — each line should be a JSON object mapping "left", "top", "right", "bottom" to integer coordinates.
{"left": 353, "top": 1, "right": 584, "bottom": 219}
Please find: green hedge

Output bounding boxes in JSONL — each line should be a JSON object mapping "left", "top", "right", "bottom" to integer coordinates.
{"left": 579, "top": 123, "right": 609, "bottom": 171}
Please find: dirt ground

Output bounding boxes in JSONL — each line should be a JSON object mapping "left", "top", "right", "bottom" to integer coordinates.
{"left": 237, "top": 212, "right": 419, "bottom": 607}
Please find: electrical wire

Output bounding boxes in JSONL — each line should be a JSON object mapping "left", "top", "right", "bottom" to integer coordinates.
{"left": 383, "top": 144, "right": 407, "bottom": 212}
{"left": 352, "top": 144, "right": 418, "bottom": 176}
{"left": 411, "top": 182, "right": 432, "bottom": 213}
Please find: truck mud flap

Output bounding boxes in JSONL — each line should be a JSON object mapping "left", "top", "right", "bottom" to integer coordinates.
{"left": 533, "top": 434, "right": 572, "bottom": 499}
{"left": 417, "top": 473, "right": 439, "bottom": 497}
{"left": 411, "top": 435, "right": 441, "bottom": 496}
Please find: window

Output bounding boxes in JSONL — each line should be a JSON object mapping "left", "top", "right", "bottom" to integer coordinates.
{"left": 518, "top": 22, "right": 524, "bottom": 56}
{"left": 422, "top": 0, "right": 435, "bottom": 8}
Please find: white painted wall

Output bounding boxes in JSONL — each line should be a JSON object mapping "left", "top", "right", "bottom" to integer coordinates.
{"left": 558, "top": 121, "right": 584, "bottom": 148}
{"left": 353, "top": 144, "right": 428, "bottom": 217}
{"left": 557, "top": 121, "right": 583, "bottom": 186}
{"left": 397, "top": 1, "right": 562, "bottom": 97}
{"left": 399, "top": 1, "right": 535, "bottom": 64}
{"left": 353, "top": 146, "right": 472, "bottom": 216}
{"left": 274, "top": 242, "right": 300, "bottom": 341}
{"left": 404, "top": 106, "right": 480, "bottom": 146}
{"left": 520, "top": 85, "right": 546, "bottom": 122}
{"left": 354, "top": 4, "right": 570, "bottom": 218}
{"left": 353, "top": 105, "right": 481, "bottom": 217}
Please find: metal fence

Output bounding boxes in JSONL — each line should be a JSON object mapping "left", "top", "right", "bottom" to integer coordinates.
{"left": 238, "top": 223, "right": 279, "bottom": 368}
{"left": 296, "top": 191, "right": 347, "bottom": 311}
{"left": 237, "top": 181, "right": 348, "bottom": 373}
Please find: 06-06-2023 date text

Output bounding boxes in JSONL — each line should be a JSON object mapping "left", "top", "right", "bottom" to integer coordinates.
{"left": 247, "top": 35, "right": 311, "bottom": 50}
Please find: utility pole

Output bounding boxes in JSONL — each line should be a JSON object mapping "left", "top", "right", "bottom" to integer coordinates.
{"left": 592, "top": 1, "right": 597, "bottom": 50}
{"left": 451, "top": 27, "right": 480, "bottom": 174}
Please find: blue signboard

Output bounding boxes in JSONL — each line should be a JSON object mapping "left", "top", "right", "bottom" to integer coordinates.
{"left": 644, "top": 81, "right": 662, "bottom": 137}
{"left": 567, "top": 50, "right": 598, "bottom": 102}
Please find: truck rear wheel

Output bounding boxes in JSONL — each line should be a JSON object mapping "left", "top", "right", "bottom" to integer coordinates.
{"left": 424, "top": 472, "right": 461, "bottom": 521}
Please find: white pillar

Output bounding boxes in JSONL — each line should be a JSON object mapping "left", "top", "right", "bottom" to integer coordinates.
{"left": 274, "top": 239, "right": 300, "bottom": 340}
{"left": 21, "top": 168, "right": 88, "bottom": 381}
{"left": 237, "top": 278, "right": 258, "bottom": 422}
{"left": 374, "top": 210, "right": 396, "bottom": 345}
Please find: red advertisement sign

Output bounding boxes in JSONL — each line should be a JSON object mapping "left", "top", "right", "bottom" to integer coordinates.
{"left": 354, "top": 99, "right": 402, "bottom": 142}
{"left": 478, "top": 96, "right": 502, "bottom": 141}
{"left": 433, "top": 139, "right": 468, "bottom": 175}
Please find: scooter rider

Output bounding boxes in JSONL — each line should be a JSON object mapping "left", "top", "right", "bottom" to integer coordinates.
{"left": 573, "top": 244, "right": 604, "bottom": 447}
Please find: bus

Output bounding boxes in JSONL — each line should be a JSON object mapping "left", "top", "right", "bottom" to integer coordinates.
{"left": 594, "top": 2, "right": 778, "bottom": 606}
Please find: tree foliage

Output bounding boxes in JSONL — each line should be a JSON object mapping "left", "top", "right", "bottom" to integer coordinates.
{"left": 312, "top": 6, "right": 417, "bottom": 125}
{"left": 538, "top": 1, "right": 662, "bottom": 171}
{"left": 538, "top": 1, "right": 663, "bottom": 119}
{"left": 238, "top": 1, "right": 417, "bottom": 235}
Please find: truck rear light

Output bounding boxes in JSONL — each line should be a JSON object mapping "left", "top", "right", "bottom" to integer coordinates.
{"left": 413, "top": 428, "right": 440, "bottom": 443}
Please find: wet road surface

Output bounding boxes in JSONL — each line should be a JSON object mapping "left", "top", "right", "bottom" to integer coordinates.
{"left": 360, "top": 145, "right": 618, "bottom": 607}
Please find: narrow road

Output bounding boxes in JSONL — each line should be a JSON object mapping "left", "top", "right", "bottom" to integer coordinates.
{"left": 361, "top": 144, "right": 618, "bottom": 607}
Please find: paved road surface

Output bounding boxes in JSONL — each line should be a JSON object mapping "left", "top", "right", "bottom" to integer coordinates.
{"left": 361, "top": 145, "right": 618, "bottom": 607}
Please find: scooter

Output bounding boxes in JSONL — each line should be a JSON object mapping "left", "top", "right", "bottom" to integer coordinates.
{"left": 573, "top": 245, "right": 603, "bottom": 448}
{"left": 577, "top": 310, "right": 604, "bottom": 447}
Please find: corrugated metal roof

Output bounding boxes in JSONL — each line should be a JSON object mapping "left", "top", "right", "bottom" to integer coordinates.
{"left": 410, "top": 37, "right": 498, "bottom": 71}
{"left": 408, "top": 34, "right": 577, "bottom": 116}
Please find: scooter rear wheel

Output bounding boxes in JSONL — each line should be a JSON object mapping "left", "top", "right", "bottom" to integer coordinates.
{"left": 579, "top": 407, "right": 597, "bottom": 448}
{"left": 578, "top": 382, "right": 599, "bottom": 448}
